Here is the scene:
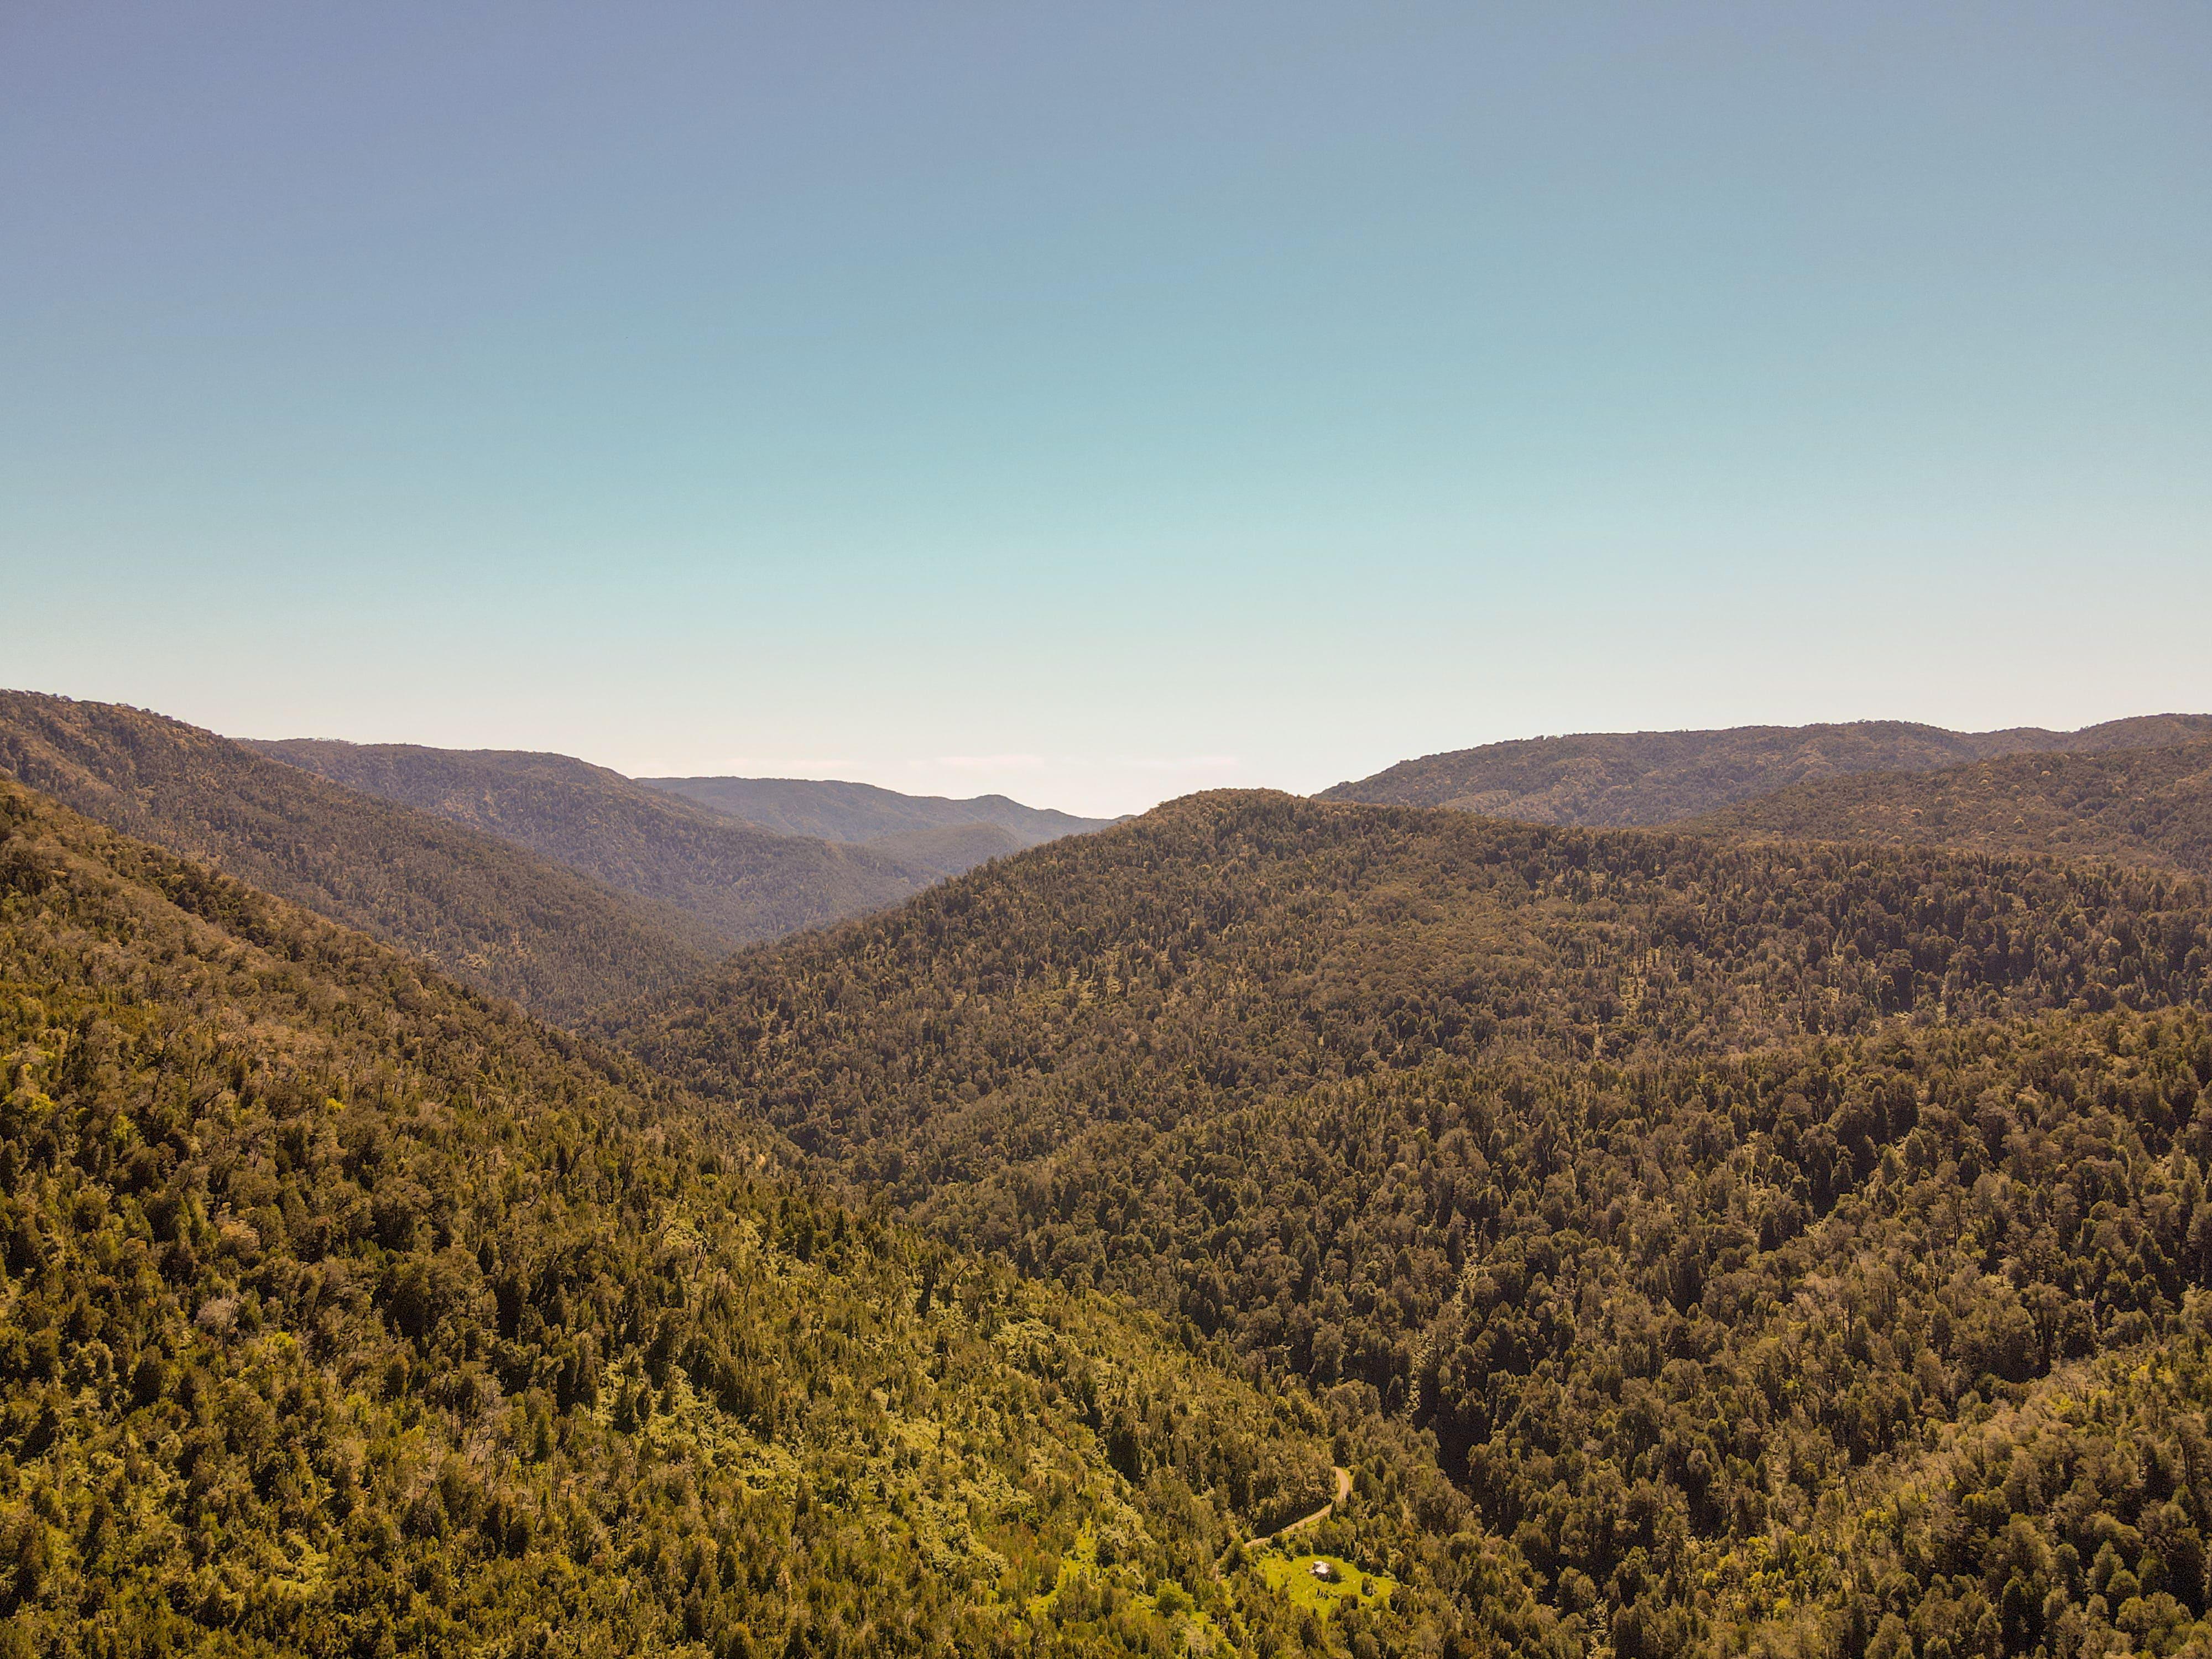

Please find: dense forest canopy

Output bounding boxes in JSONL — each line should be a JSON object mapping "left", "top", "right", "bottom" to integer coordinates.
{"left": 1320, "top": 717, "right": 2212, "bottom": 827}
{"left": 0, "top": 693, "right": 714, "bottom": 1022}
{"left": 1688, "top": 741, "right": 2212, "bottom": 877}
{"left": 16, "top": 689, "right": 2212, "bottom": 1658}
{"left": 607, "top": 791, "right": 2212, "bottom": 1177}
{"left": 0, "top": 778, "right": 1521, "bottom": 1658}
{"left": 248, "top": 738, "right": 938, "bottom": 947}
{"left": 607, "top": 789, "right": 2212, "bottom": 1655}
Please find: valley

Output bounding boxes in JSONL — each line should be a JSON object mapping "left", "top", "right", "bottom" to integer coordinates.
{"left": 7, "top": 697, "right": 2212, "bottom": 1656}
{"left": 14, "top": 6, "right": 2200, "bottom": 1653}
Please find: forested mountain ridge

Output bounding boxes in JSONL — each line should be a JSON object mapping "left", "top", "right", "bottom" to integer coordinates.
{"left": 1319, "top": 715, "right": 2212, "bottom": 826}
{"left": 606, "top": 790, "right": 2212, "bottom": 1177}
{"left": 18, "top": 692, "right": 2212, "bottom": 1657}
{"left": 1688, "top": 738, "right": 2212, "bottom": 876}
{"left": 247, "top": 739, "right": 936, "bottom": 947}
{"left": 604, "top": 789, "right": 2212, "bottom": 1654}
{"left": 0, "top": 776, "right": 1518, "bottom": 1658}
{"left": 0, "top": 692, "right": 712, "bottom": 1022}
{"left": 640, "top": 774, "right": 1114, "bottom": 849}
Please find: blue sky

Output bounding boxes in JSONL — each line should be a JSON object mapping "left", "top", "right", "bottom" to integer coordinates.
{"left": 3, "top": 2, "right": 2206, "bottom": 816}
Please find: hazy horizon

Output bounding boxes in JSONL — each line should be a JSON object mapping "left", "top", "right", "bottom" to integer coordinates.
{"left": 6, "top": 2, "right": 2208, "bottom": 818}
{"left": 8, "top": 691, "right": 2206, "bottom": 825}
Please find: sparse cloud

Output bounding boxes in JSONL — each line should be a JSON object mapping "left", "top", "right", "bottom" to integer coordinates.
{"left": 932, "top": 754, "right": 1047, "bottom": 771}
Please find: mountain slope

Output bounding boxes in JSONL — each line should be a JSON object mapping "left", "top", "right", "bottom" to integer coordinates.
{"left": 608, "top": 791, "right": 2212, "bottom": 1175}
{"left": 641, "top": 774, "right": 1114, "bottom": 848}
{"left": 249, "top": 739, "right": 934, "bottom": 948}
{"left": 603, "top": 789, "right": 2212, "bottom": 1655}
{"left": 0, "top": 776, "right": 1514, "bottom": 1658}
{"left": 1687, "top": 738, "right": 2212, "bottom": 874}
{"left": 1319, "top": 714, "right": 2212, "bottom": 826}
{"left": 0, "top": 691, "right": 711, "bottom": 1021}
{"left": 863, "top": 819, "right": 1030, "bottom": 878}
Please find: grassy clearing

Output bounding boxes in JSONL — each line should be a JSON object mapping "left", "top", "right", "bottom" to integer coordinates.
{"left": 1254, "top": 1549, "right": 1397, "bottom": 1620}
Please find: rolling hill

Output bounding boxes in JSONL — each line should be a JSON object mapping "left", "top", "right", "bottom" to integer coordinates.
{"left": 608, "top": 791, "right": 2212, "bottom": 1168}
{"left": 1319, "top": 714, "right": 2212, "bottom": 826}
{"left": 1687, "top": 738, "right": 2212, "bottom": 875}
{"left": 604, "top": 788, "right": 2212, "bottom": 1655}
{"left": 863, "top": 818, "right": 1032, "bottom": 878}
{"left": 0, "top": 775, "right": 1515, "bottom": 1658}
{"left": 640, "top": 773, "right": 1114, "bottom": 851}
{"left": 0, "top": 692, "right": 712, "bottom": 1021}
{"left": 248, "top": 738, "right": 935, "bottom": 948}
{"left": 19, "top": 692, "right": 2212, "bottom": 1656}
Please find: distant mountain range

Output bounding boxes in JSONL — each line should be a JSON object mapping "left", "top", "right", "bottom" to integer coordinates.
{"left": 1688, "top": 736, "right": 2212, "bottom": 875}
{"left": 0, "top": 696, "right": 1113, "bottom": 1022}
{"left": 640, "top": 773, "right": 1117, "bottom": 848}
{"left": 247, "top": 738, "right": 937, "bottom": 945}
{"left": 1319, "top": 713, "right": 2212, "bottom": 825}
{"left": 0, "top": 691, "right": 716, "bottom": 1019}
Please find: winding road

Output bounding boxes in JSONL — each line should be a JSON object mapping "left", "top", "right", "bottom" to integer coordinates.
{"left": 1246, "top": 1465, "right": 1352, "bottom": 1550}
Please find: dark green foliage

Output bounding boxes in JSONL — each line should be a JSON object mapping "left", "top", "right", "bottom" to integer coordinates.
{"left": 1807, "top": 1325, "right": 2212, "bottom": 1659}
{"left": 608, "top": 791, "right": 2212, "bottom": 1653}
{"left": 1320, "top": 716, "right": 2212, "bottom": 826}
{"left": 1692, "top": 739, "right": 2212, "bottom": 877}
{"left": 0, "top": 691, "right": 713, "bottom": 1021}
{"left": 249, "top": 739, "right": 940, "bottom": 947}
{"left": 1399, "top": 1011, "right": 2212, "bottom": 1653}
{"left": 21, "top": 707, "right": 2212, "bottom": 1659}
{"left": 608, "top": 791, "right": 2212, "bottom": 1181}
{"left": 0, "top": 780, "right": 1471, "bottom": 1657}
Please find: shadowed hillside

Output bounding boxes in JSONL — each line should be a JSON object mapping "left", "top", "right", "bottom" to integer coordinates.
{"left": 604, "top": 789, "right": 2212, "bottom": 1655}
{"left": 249, "top": 738, "right": 933, "bottom": 947}
{"left": 1687, "top": 738, "right": 2212, "bottom": 875}
{"left": 0, "top": 776, "right": 1522, "bottom": 1658}
{"left": 863, "top": 818, "right": 1030, "bottom": 878}
{"left": 643, "top": 773, "right": 1114, "bottom": 849}
{"left": 608, "top": 791, "right": 2212, "bottom": 1165}
{"left": 0, "top": 691, "right": 712, "bottom": 1021}
{"left": 1319, "top": 714, "right": 2212, "bottom": 826}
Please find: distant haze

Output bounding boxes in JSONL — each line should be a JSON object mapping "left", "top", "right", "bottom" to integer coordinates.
{"left": 639, "top": 775, "right": 1113, "bottom": 845}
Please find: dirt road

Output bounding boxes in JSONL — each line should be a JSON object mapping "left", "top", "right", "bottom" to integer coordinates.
{"left": 1246, "top": 1465, "right": 1352, "bottom": 1550}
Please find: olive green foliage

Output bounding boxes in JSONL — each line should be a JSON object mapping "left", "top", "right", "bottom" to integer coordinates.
{"left": 1319, "top": 717, "right": 2212, "bottom": 826}
{"left": 1406, "top": 1010, "right": 2212, "bottom": 1656}
{"left": 0, "top": 692, "right": 714, "bottom": 1022}
{"left": 248, "top": 740, "right": 937, "bottom": 948}
{"left": 0, "top": 781, "right": 1463, "bottom": 1658}
{"left": 1803, "top": 1328, "right": 2212, "bottom": 1659}
{"left": 608, "top": 791, "right": 2212, "bottom": 1182}
{"left": 1253, "top": 1548, "right": 1396, "bottom": 1621}
{"left": 1692, "top": 740, "right": 2212, "bottom": 878}
{"left": 608, "top": 791, "right": 2212, "bottom": 1653}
